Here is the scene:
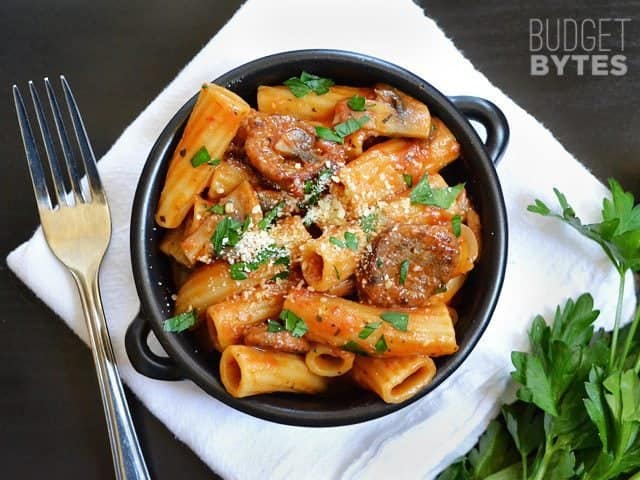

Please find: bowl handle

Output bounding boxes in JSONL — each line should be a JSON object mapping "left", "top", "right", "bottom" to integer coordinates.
{"left": 449, "top": 96, "right": 509, "bottom": 165}
{"left": 125, "top": 313, "right": 184, "bottom": 381}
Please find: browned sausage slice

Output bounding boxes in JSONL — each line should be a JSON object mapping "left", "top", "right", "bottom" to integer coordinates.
{"left": 244, "top": 113, "right": 347, "bottom": 196}
{"left": 356, "top": 224, "right": 460, "bottom": 307}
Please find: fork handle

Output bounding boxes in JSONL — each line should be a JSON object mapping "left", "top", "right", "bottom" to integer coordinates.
{"left": 73, "top": 269, "right": 150, "bottom": 480}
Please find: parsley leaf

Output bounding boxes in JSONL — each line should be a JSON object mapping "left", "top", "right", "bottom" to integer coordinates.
{"left": 403, "top": 174, "right": 413, "bottom": 188}
{"left": 342, "top": 341, "right": 368, "bottom": 355}
{"left": 410, "top": 174, "right": 465, "bottom": 209}
{"left": 344, "top": 231, "right": 359, "bottom": 250}
{"left": 375, "top": 335, "right": 388, "bottom": 353}
{"left": 190, "top": 146, "right": 211, "bottom": 167}
{"left": 300, "top": 168, "right": 334, "bottom": 207}
{"left": 209, "top": 204, "right": 225, "bottom": 215}
{"left": 315, "top": 126, "right": 343, "bottom": 143}
{"left": 279, "top": 310, "right": 307, "bottom": 337}
{"left": 267, "top": 319, "right": 284, "bottom": 333}
{"left": 284, "top": 71, "right": 334, "bottom": 97}
{"left": 258, "top": 201, "right": 283, "bottom": 230}
{"left": 380, "top": 312, "right": 409, "bottom": 331}
{"left": 347, "top": 94, "right": 366, "bottom": 111}
{"left": 358, "top": 322, "right": 381, "bottom": 339}
{"left": 329, "top": 236, "right": 345, "bottom": 248}
{"left": 229, "top": 262, "right": 248, "bottom": 280}
{"left": 452, "top": 214, "right": 462, "bottom": 237}
{"left": 399, "top": 259, "right": 410, "bottom": 285}
{"left": 315, "top": 116, "right": 370, "bottom": 144}
{"left": 163, "top": 310, "right": 197, "bottom": 332}
{"left": 330, "top": 231, "right": 359, "bottom": 250}
{"left": 360, "top": 211, "right": 379, "bottom": 239}
{"left": 210, "top": 216, "right": 246, "bottom": 256}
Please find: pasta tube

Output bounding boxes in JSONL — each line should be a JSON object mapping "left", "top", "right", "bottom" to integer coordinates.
{"left": 305, "top": 344, "right": 355, "bottom": 377}
{"left": 220, "top": 345, "right": 328, "bottom": 398}
{"left": 283, "top": 289, "right": 458, "bottom": 357}
{"left": 156, "top": 84, "right": 251, "bottom": 228}
{"left": 351, "top": 356, "right": 436, "bottom": 403}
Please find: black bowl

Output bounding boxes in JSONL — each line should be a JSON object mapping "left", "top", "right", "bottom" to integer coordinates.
{"left": 125, "top": 49, "right": 509, "bottom": 427}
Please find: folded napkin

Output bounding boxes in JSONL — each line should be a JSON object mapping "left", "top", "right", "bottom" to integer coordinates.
{"left": 8, "top": 0, "right": 636, "bottom": 478}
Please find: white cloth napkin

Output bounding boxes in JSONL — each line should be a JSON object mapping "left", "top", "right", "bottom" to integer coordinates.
{"left": 8, "top": 0, "right": 636, "bottom": 478}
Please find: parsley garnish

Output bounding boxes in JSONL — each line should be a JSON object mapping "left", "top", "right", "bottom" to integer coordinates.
{"left": 190, "top": 146, "right": 220, "bottom": 167}
{"left": 266, "top": 319, "right": 284, "bottom": 333}
{"left": 410, "top": 174, "right": 465, "bottom": 209}
{"left": 300, "top": 168, "right": 334, "bottom": 207}
{"left": 279, "top": 310, "right": 307, "bottom": 337}
{"left": 403, "top": 174, "right": 413, "bottom": 188}
{"left": 229, "top": 244, "right": 289, "bottom": 280}
{"left": 380, "top": 312, "right": 409, "bottom": 331}
{"left": 360, "top": 211, "right": 379, "bottom": 239}
{"left": 347, "top": 95, "right": 366, "bottom": 111}
{"left": 258, "top": 201, "right": 283, "bottom": 230}
{"left": 342, "top": 341, "right": 368, "bottom": 355}
{"left": 163, "top": 310, "right": 197, "bottom": 332}
{"left": 399, "top": 259, "right": 410, "bottom": 285}
{"left": 330, "top": 231, "right": 359, "bottom": 251}
{"left": 452, "top": 214, "right": 462, "bottom": 237}
{"left": 210, "top": 216, "right": 248, "bottom": 256}
{"left": 358, "top": 322, "right": 381, "bottom": 339}
{"left": 315, "top": 115, "right": 370, "bottom": 144}
{"left": 376, "top": 258, "right": 383, "bottom": 268}
{"left": 229, "top": 263, "right": 248, "bottom": 280}
{"left": 271, "top": 271, "right": 290, "bottom": 281}
{"left": 374, "top": 335, "right": 388, "bottom": 353}
{"left": 209, "top": 204, "right": 225, "bottom": 215}
{"left": 333, "top": 265, "right": 341, "bottom": 280}
{"left": 284, "top": 72, "right": 334, "bottom": 97}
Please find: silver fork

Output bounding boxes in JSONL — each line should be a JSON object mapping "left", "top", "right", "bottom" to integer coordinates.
{"left": 13, "top": 76, "right": 150, "bottom": 480}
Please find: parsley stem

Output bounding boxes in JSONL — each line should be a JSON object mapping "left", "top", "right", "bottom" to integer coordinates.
{"left": 608, "top": 271, "right": 626, "bottom": 371}
{"left": 621, "top": 301, "right": 640, "bottom": 372}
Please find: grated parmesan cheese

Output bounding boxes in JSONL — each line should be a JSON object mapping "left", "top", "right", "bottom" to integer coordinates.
{"left": 223, "top": 229, "right": 283, "bottom": 265}
{"left": 304, "top": 195, "right": 347, "bottom": 226}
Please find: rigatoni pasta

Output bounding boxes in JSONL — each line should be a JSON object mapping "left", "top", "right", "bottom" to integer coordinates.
{"left": 156, "top": 72, "right": 482, "bottom": 403}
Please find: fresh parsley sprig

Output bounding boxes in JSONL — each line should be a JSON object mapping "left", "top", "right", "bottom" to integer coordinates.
{"left": 439, "top": 179, "right": 640, "bottom": 480}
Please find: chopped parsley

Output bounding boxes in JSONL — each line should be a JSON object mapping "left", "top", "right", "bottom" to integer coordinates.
{"left": 229, "top": 244, "right": 289, "bottom": 280}
{"left": 410, "top": 174, "right": 465, "bottom": 209}
{"left": 435, "top": 283, "right": 448, "bottom": 294}
{"left": 333, "top": 265, "right": 341, "bottom": 280}
{"left": 267, "top": 319, "right": 284, "bottom": 333}
{"left": 284, "top": 72, "right": 334, "bottom": 97}
{"left": 403, "top": 174, "right": 413, "bottom": 188}
{"left": 376, "top": 258, "right": 383, "bottom": 268}
{"left": 163, "top": 310, "right": 197, "bottom": 333}
{"left": 210, "top": 216, "right": 249, "bottom": 256}
{"left": 342, "top": 340, "right": 369, "bottom": 355}
{"left": 380, "top": 312, "right": 409, "bottom": 332}
{"left": 208, "top": 204, "right": 225, "bottom": 215}
{"left": 258, "top": 201, "right": 284, "bottom": 230}
{"left": 358, "top": 322, "right": 381, "bottom": 339}
{"left": 330, "top": 231, "right": 359, "bottom": 251}
{"left": 271, "top": 271, "right": 290, "bottom": 282}
{"left": 375, "top": 335, "right": 388, "bottom": 353}
{"left": 315, "top": 115, "right": 370, "bottom": 144}
{"left": 360, "top": 211, "right": 379, "bottom": 239}
{"left": 301, "top": 168, "right": 334, "bottom": 207}
{"left": 399, "top": 259, "right": 410, "bottom": 285}
{"left": 279, "top": 310, "right": 307, "bottom": 337}
{"left": 190, "top": 146, "right": 220, "bottom": 167}
{"left": 452, "top": 214, "right": 462, "bottom": 237}
{"left": 347, "top": 94, "right": 366, "bottom": 111}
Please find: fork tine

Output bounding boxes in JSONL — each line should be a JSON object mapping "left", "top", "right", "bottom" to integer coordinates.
{"left": 13, "top": 85, "right": 53, "bottom": 211}
{"left": 44, "top": 77, "right": 85, "bottom": 203}
{"left": 60, "top": 75, "right": 104, "bottom": 200}
{"left": 29, "top": 81, "right": 69, "bottom": 206}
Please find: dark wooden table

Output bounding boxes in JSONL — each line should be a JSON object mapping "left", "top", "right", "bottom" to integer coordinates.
{"left": 1, "top": 1, "right": 638, "bottom": 478}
